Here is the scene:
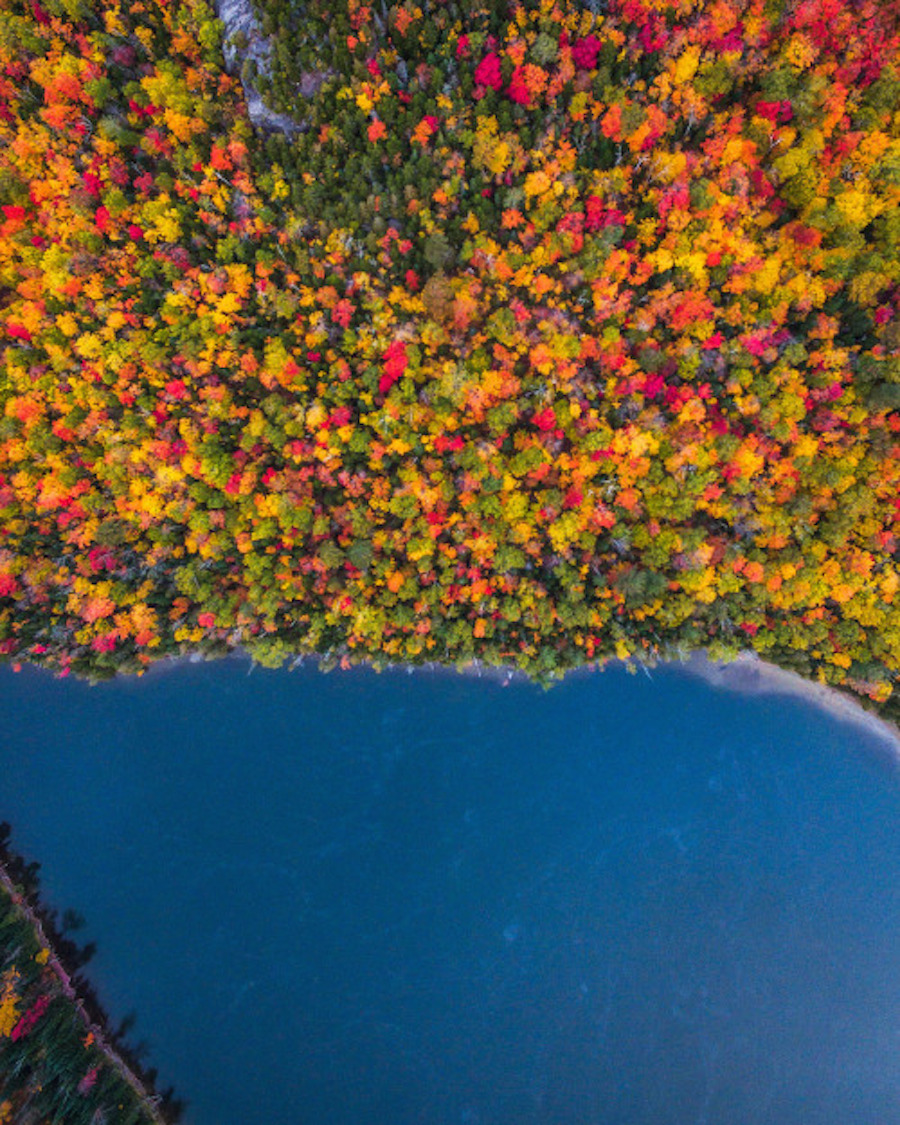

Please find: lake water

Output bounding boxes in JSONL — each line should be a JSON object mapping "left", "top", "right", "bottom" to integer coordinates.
{"left": 2, "top": 658, "right": 900, "bottom": 1124}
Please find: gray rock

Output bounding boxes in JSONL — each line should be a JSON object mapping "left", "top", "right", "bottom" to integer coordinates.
{"left": 214, "top": 0, "right": 301, "bottom": 134}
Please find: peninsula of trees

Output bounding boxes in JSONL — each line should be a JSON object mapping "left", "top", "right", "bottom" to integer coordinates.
{"left": 0, "top": 832, "right": 178, "bottom": 1124}
{"left": 0, "top": 0, "right": 898, "bottom": 721}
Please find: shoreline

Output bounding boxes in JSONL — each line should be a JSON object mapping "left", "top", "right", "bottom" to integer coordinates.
{"left": 679, "top": 649, "right": 900, "bottom": 760}
{"left": 0, "top": 861, "right": 169, "bottom": 1125}
{"left": 54, "top": 644, "right": 900, "bottom": 758}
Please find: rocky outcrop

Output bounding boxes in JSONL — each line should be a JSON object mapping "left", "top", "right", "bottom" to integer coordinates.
{"left": 215, "top": 0, "right": 300, "bottom": 133}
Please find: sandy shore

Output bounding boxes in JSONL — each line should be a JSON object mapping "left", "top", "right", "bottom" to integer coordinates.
{"left": 679, "top": 649, "right": 900, "bottom": 758}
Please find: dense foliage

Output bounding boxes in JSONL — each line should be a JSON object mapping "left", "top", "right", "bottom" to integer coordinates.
{"left": 0, "top": 841, "right": 173, "bottom": 1124}
{"left": 1, "top": 0, "right": 899, "bottom": 714}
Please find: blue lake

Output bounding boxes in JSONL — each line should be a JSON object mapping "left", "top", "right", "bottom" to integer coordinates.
{"left": 2, "top": 658, "right": 900, "bottom": 1124}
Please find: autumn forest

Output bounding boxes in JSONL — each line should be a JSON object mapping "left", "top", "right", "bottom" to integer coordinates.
{"left": 1, "top": 0, "right": 899, "bottom": 721}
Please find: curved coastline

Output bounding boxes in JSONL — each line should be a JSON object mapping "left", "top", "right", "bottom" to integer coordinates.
{"left": 81, "top": 644, "right": 900, "bottom": 761}
{"left": 679, "top": 650, "right": 900, "bottom": 762}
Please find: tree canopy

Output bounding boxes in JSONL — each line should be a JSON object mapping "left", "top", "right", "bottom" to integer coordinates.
{"left": 1, "top": 0, "right": 899, "bottom": 719}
